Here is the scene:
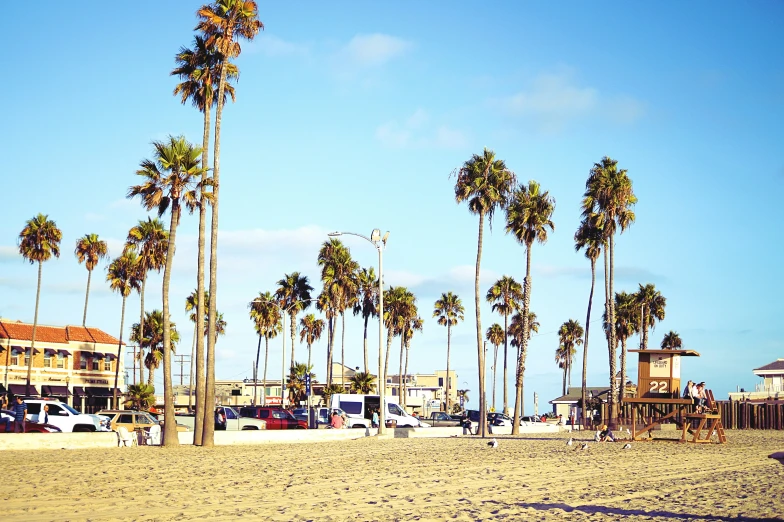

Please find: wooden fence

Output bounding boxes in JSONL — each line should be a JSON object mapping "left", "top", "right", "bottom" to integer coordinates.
{"left": 595, "top": 400, "right": 784, "bottom": 431}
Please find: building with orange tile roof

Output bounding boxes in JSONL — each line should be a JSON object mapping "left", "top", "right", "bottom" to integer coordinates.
{"left": 0, "top": 319, "right": 126, "bottom": 413}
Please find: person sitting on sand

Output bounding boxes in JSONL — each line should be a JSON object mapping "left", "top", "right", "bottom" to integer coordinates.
{"left": 330, "top": 411, "right": 344, "bottom": 429}
{"left": 599, "top": 424, "right": 616, "bottom": 442}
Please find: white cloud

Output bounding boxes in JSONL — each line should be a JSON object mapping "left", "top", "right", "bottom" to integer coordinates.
{"left": 342, "top": 34, "right": 413, "bottom": 67}
{"left": 0, "top": 246, "right": 20, "bottom": 262}
{"left": 376, "top": 109, "right": 468, "bottom": 150}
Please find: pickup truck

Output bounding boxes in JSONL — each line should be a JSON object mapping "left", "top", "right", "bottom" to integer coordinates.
{"left": 25, "top": 399, "right": 110, "bottom": 432}
{"left": 427, "top": 412, "right": 462, "bottom": 427}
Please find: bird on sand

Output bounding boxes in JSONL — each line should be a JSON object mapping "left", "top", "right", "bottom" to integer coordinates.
{"left": 625, "top": 428, "right": 632, "bottom": 437}
{"left": 488, "top": 438, "right": 498, "bottom": 448}
{"left": 622, "top": 443, "right": 632, "bottom": 449}
{"left": 566, "top": 438, "right": 573, "bottom": 446}
{"left": 579, "top": 443, "right": 589, "bottom": 450}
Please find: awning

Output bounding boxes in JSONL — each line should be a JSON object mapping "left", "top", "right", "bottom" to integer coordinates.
{"left": 58, "top": 349, "right": 71, "bottom": 356}
{"left": 92, "top": 352, "right": 104, "bottom": 359}
{"left": 8, "top": 384, "right": 39, "bottom": 396}
{"left": 23, "top": 347, "right": 41, "bottom": 355}
{"left": 105, "top": 353, "right": 117, "bottom": 360}
{"left": 44, "top": 348, "right": 57, "bottom": 355}
{"left": 72, "top": 386, "right": 86, "bottom": 397}
{"left": 86, "top": 387, "right": 117, "bottom": 397}
{"left": 42, "top": 385, "right": 70, "bottom": 397}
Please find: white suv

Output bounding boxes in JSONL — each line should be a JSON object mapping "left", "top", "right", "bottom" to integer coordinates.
{"left": 25, "top": 400, "right": 110, "bottom": 432}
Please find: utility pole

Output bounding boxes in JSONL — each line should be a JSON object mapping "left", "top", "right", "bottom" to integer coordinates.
{"left": 175, "top": 355, "right": 190, "bottom": 386}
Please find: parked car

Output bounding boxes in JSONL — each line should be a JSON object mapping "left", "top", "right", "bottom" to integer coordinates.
{"left": 176, "top": 406, "right": 266, "bottom": 431}
{"left": 238, "top": 406, "right": 307, "bottom": 429}
{"left": 427, "top": 411, "right": 462, "bottom": 427}
{"left": 25, "top": 399, "right": 109, "bottom": 432}
{"left": 329, "top": 394, "right": 429, "bottom": 428}
{"left": 0, "top": 410, "right": 62, "bottom": 433}
{"left": 292, "top": 407, "right": 369, "bottom": 428}
{"left": 98, "top": 410, "right": 190, "bottom": 432}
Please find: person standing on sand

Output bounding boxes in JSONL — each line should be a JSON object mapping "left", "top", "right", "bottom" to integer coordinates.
{"left": 12, "top": 396, "right": 27, "bottom": 433}
{"left": 372, "top": 409, "right": 379, "bottom": 428}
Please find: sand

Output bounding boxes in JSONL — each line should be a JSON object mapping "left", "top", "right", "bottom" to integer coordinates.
{"left": 3, "top": 430, "right": 784, "bottom": 521}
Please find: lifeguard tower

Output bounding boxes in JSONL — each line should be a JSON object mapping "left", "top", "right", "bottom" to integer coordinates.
{"left": 622, "top": 349, "right": 727, "bottom": 444}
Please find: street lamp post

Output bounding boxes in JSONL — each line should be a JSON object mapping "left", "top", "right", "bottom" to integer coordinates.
{"left": 329, "top": 229, "right": 389, "bottom": 435}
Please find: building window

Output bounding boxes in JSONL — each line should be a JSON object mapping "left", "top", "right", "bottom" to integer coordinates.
{"left": 56, "top": 353, "right": 65, "bottom": 369}
{"left": 92, "top": 358, "right": 100, "bottom": 371}
{"left": 44, "top": 352, "right": 52, "bottom": 368}
{"left": 11, "top": 350, "right": 20, "bottom": 366}
{"left": 104, "top": 357, "right": 112, "bottom": 371}
{"left": 80, "top": 356, "right": 88, "bottom": 370}
{"left": 438, "top": 377, "right": 444, "bottom": 387}
{"left": 24, "top": 351, "right": 31, "bottom": 367}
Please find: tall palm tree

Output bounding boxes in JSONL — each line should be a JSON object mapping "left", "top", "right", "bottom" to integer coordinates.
{"left": 299, "top": 313, "right": 325, "bottom": 375}
{"left": 485, "top": 323, "right": 504, "bottom": 411}
{"left": 128, "top": 135, "right": 204, "bottom": 447}
{"left": 582, "top": 156, "right": 636, "bottom": 424}
{"left": 316, "top": 290, "right": 338, "bottom": 385}
{"left": 171, "top": 32, "right": 238, "bottom": 444}
{"left": 660, "top": 331, "right": 683, "bottom": 349}
{"left": 197, "top": 0, "right": 263, "bottom": 449}
{"left": 353, "top": 266, "right": 378, "bottom": 373}
{"left": 635, "top": 283, "right": 666, "bottom": 350}
{"left": 486, "top": 276, "right": 523, "bottom": 414}
{"left": 130, "top": 310, "right": 180, "bottom": 388}
{"left": 184, "top": 289, "right": 205, "bottom": 410}
{"left": 275, "top": 272, "right": 314, "bottom": 372}
{"left": 609, "top": 291, "right": 637, "bottom": 404}
{"left": 505, "top": 180, "right": 555, "bottom": 434}
{"left": 556, "top": 319, "right": 584, "bottom": 395}
{"left": 402, "top": 315, "right": 423, "bottom": 408}
{"left": 574, "top": 218, "right": 604, "bottom": 427}
{"left": 349, "top": 371, "right": 376, "bottom": 394}
{"left": 18, "top": 214, "right": 62, "bottom": 389}
{"left": 249, "top": 291, "right": 282, "bottom": 405}
{"left": 382, "top": 286, "right": 408, "bottom": 391}
{"left": 433, "top": 292, "right": 464, "bottom": 413}
{"left": 106, "top": 249, "right": 141, "bottom": 408}
{"left": 508, "top": 311, "right": 540, "bottom": 402}
{"left": 74, "top": 233, "right": 108, "bottom": 326}
{"left": 318, "top": 239, "right": 359, "bottom": 388}
{"left": 452, "top": 148, "right": 516, "bottom": 437}
{"left": 126, "top": 217, "right": 168, "bottom": 386}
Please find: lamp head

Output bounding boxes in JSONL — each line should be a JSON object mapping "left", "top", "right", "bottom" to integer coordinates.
{"left": 382, "top": 231, "right": 390, "bottom": 245}
{"left": 371, "top": 229, "right": 381, "bottom": 242}
{"left": 328, "top": 231, "right": 342, "bottom": 237}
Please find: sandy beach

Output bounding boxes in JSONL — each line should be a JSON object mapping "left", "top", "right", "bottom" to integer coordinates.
{"left": 3, "top": 430, "right": 784, "bottom": 521}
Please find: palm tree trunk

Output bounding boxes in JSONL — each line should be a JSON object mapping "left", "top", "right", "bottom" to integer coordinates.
{"left": 148, "top": 363, "right": 155, "bottom": 387}
{"left": 204, "top": 56, "right": 229, "bottom": 448}
{"left": 194, "top": 97, "right": 210, "bottom": 444}
{"left": 492, "top": 345, "right": 498, "bottom": 410}
{"left": 384, "top": 326, "right": 394, "bottom": 384}
{"left": 139, "top": 277, "right": 146, "bottom": 387}
{"left": 445, "top": 324, "right": 451, "bottom": 413}
{"left": 581, "top": 259, "right": 596, "bottom": 427}
{"left": 475, "top": 213, "right": 487, "bottom": 437}
{"left": 189, "top": 325, "right": 196, "bottom": 411}
{"left": 254, "top": 334, "right": 262, "bottom": 405}
{"left": 263, "top": 336, "right": 269, "bottom": 405}
{"left": 608, "top": 234, "right": 618, "bottom": 425}
{"left": 512, "top": 246, "right": 532, "bottom": 435}
{"left": 502, "top": 312, "right": 508, "bottom": 415}
{"left": 113, "top": 295, "right": 127, "bottom": 409}
{"left": 341, "top": 312, "right": 346, "bottom": 389}
{"left": 326, "top": 317, "right": 334, "bottom": 384}
{"left": 307, "top": 342, "right": 312, "bottom": 376}
{"left": 289, "top": 312, "right": 297, "bottom": 370}
{"left": 363, "top": 315, "right": 369, "bottom": 374}
{"left": 26, "top": 262, "right": 43, "bottom": 388}
{"left": 161, "top": 205, "right": 180, "bottom": 447}
{"left": 398, "top": 335, "right": 404, "bottom": 401}
{"left": 562, "top": 366, "right": 567, "bottom": 395}
{"left": 82, "top": 268, "right": 92, "bottom": 326}
{"left": 404, "top": 343, "right": 410, "bottom": 409}
{"left": 619, "top": 337, "right": 627, "bottom": 406}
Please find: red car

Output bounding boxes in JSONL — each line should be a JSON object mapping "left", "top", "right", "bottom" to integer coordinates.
{"left": 1, "top": 410, "right": 62, "bottom": 433}
{"left": 238, "top": 406, "right": 307, "bottom": 429}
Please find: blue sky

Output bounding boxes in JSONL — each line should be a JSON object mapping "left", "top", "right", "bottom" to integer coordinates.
{"left": 1, "top": 2, "right": 782, "bottom": 412}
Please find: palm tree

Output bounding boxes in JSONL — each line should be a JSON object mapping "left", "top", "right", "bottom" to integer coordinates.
{"left": 124, "top": 383, "right": 156, "bottom": 411}
{"left": 609, "top": 291, "right": 637, "bottom": 404}
{"left": 316, "top": 291, "right": 338, "bottom": 384}
{"left": 574, "top": 218, "right": 604, "bottom": 427}
{"left": 287, "top": 362, "right": 313, "bottom": 405}
{"left": 353, "top": 266, "right": 378, "bottom": 373}
{"left": 452, "top": 148, "right": 516, "bottom": 437}
{"left": 321, "top": 382, "right": 343, "bottom": 409}
{"left": 130, "top": 310, "right": 180, "bottom": 388}
{"left": 486, "top": 276, "right": 523, "bottom": 414}
{"left": 106, "top": 249, "right": 142, "bottom": 408}
{"left": 661, "top": 331, "right": 683, "bottom": 349}
{"left": 299, "top": 313, "right": 325, "bottom": 374}
{"left": 18, "top": 214, "right": 62, "bottom": 388}
{"left": 433, "top": 292, "right": 464, "bottom": 413}
{"left": 582, "top": 156, "right": 637, "bottom": 425}
{"left": 402, "top": 315, "right": 423, "bottom": 408}
{"left": 349, "top": 371, "right": 376, "bottom": 394}
{"left": 249, "top": 291, "right": 282, "bottom": 405}
{"left": 485, "top": 323, "right": 504, "bottom": 411}
{"left": 556, "top": 319, "right": 584, "bottom": 395}
{"left": 171, "top": 32, "right": 238, "bottom": 444}
{"left": 635, "top": 283, "right": 666, "bottom": 350}
{"left": 196, "top": 0, "right": 263, "bottom": 449}
{"left": 126, "top": 217, "right": 169, "bottom": 386}
{"left": 505, "top": 180, "right": 555, "bottom": 434}
{"left": 128, "top": 135, "right": 204, "bottom": 447}
{"left": 456, "top": 388, "right": 470, "bottom": 412}
{"left": 74, "top": 233, "right": 108, "bottom": 326}
{"left": 318, "top": 239, "right": 359, "bottom": 388}
{"left": 275, "top": 272, "right": 314, "bottom": 372}
{"left": 184, "top": 289, "right": 205, "bottom": 410}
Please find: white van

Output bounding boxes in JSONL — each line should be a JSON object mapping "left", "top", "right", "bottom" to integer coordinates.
{"left": 329, "top": 394, "right": 430, "bottom": 428}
